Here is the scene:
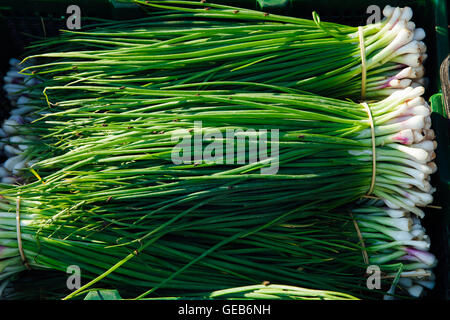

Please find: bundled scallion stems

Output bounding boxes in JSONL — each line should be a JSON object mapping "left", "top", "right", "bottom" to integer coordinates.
{"left": 0, "top": 80, "right": 438, "bottom": 217}
{"left": 0, "top": 1, "right": 438, "bottom": 300}
{"left": 17, "top": 1, "right": 428, "bottom": 100}
{"left": 0, "top": 198, "right": 437, "bottom": 299}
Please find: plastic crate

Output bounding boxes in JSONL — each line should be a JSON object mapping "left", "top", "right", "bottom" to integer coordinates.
{"left": 0, "top": 0, "right": 449, "bottom": 299}
{"left": 431, "top": 94, "right": 450, "bottom": 215}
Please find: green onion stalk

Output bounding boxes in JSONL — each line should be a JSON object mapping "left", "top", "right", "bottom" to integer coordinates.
{"left": 0, "top": 83, "right": 438, "bottom": 299}
{"left": 14, "top": 1, "right": 427, "bottom": 101}
{"left": 122, "top": 284, "right": 361, "bottom": 300}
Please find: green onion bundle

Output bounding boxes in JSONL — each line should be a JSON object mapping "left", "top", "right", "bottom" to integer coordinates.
{"left": 16, "top": 1, "right": 428, "bottom": 100}
{"left": 0, "top": 200, "right": 436, "bottom": 299}
{"left": 0, "top": 84, "right": 438, "bottom": 299}
{"left": 3, "top": 85, "right": 436, "bottom": 216}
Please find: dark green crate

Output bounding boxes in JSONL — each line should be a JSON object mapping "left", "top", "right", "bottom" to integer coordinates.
{"left": 431, "top": 94, "right": 450, "bottom": 215}
{"left": 430, "top": 93, "right": 450, "bottom": 299}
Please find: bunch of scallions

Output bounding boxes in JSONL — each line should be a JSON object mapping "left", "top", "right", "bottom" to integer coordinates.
{"left": 13, "top": 1, "right": 428, "bottom": 101}
{"left": 0, "top": 79, "right": 438, "bottom": 299}
{"left": 0, "top": 69, "right": 438, "bottom": 217}
{"left": 0, "top": 196, "right": 437, "bottom": 300}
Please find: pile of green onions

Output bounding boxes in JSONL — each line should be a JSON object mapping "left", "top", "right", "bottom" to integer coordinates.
{"left": 0, "top": 85, "right": 438, "bottom": 299}
{"left": 0, "top": 1, "right": 438, "bottom": 300}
